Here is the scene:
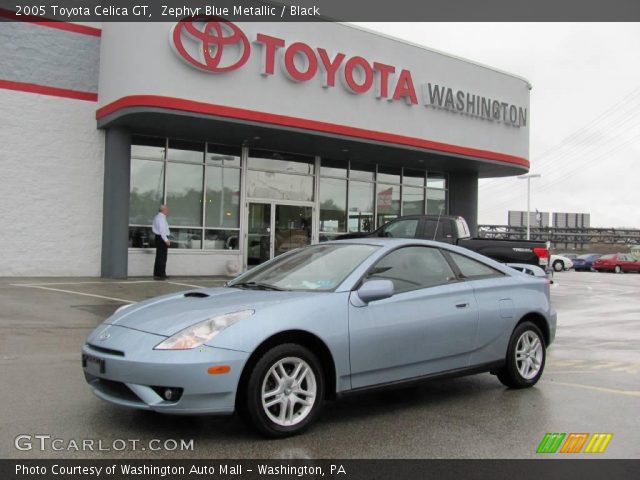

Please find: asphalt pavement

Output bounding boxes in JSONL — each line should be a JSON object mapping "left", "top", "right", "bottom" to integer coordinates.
{"left": 1, "top": 271, "right": 638, "bottom": 459}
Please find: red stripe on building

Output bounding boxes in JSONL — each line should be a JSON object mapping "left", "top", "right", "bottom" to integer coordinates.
{"left": 0, "top": 8, "right": 102, "bottom": 37}
{"left": 97, "top": 95, "right": 530, "bottom": 168}
{"left": 0, "top": 79, "right": 98, "bottom": 102}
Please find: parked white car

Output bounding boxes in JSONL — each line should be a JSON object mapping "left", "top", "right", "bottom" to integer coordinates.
{"left": 550, "top": 254, "right": 574, "bottom": 272}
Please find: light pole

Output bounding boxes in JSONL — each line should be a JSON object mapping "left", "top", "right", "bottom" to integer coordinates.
{"left": 517, "top": 173, "right": 541, "bottom": 240}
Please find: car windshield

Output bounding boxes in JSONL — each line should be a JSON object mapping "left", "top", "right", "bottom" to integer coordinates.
{"left": 600, "top": 254, "right": 615, "bottom": 260}
{"left": 228, "top": 243, "right": 380, "bottom": 291}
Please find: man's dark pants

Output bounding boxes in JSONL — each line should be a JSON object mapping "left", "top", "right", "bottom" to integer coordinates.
{"left": 154, "top": 235, "right": 168, "bottom": 278}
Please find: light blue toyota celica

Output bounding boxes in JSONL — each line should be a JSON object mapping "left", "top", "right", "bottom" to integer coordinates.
{"left": 83, "top": 238, "right": 556, "bottom": 437}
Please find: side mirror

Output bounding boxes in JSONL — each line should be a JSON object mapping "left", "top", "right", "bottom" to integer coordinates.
{"left": 356, "top": 280, "right": 394, "bottom": 304}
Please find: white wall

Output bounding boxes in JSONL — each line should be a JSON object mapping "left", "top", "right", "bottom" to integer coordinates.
{"left": 0, "top": 89, "right": 104, "bottom": 276}
{"left": 128, "top": 250, "right": 242, "bottom": 277}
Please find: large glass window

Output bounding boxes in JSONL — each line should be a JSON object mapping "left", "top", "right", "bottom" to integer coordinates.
{"left": 129, "top": 159, "right": 164, "bottom": 225}
{"left": 348, "top": 181, "right": 374, "bottom": 233}
{"left": 248, "top": 150, "right": 314, "bottom": 174}
{"left": 319, "top": 177, "right": 347, "bottom": 233}
{"left": 128, "top": 137, "right": 240, "bottom": 250}
{"left": 206, "top": 144, "right": 241, "bottom": 167}
{"left": 426, "top": 172, "right": 448, "bottom": 215}
{"left": 247, "top": 150, "right": 315, "bottom": 201}
{"left": 170, "top": 227, "right": 203, "bottom": 249}
{"left": 167, "top": 139, "right": 204, "bottom": 163}
{"left": 130, "top": 136, "right": 165, "bottom": 160}
{"left": 166, "top": 162, "right": 203, "bottom": 227}
{"left": 350, "top": 162, "right": 375, "bottom": 181}
{"left": 320, "top": 159, "right": 347, "bottom": 178}
{"left": 377, "top": 166, "right": 401, "bottom": 184}
{"left": 402, "top": 186, "right": 425, "bottom": 216}
{"left": 206, "top": 166, "right": 240, "bottom": 228}
{"left": 401, "top": 169, "right": 426, "bottom": 216}
{"left": 427, "top": 173, "right": 447, "bottom": 189}
{"left": 376, "top": 183, "right": 400, "bottom": 226}
{"left": 403, "top": 170, "right": 425, "bottom": 187}
{"left": 247, "top": 170, "right": 314, "bottom": 201}
{"left": 426, "top": 188, "right": 447, "bottom": 215}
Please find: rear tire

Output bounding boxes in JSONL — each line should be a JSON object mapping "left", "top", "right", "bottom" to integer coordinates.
{"left": 244, "top": 343, "right": 324, "bottom": 438}
{"left": 497, "top": 321, "right": 546, "bottom": 389}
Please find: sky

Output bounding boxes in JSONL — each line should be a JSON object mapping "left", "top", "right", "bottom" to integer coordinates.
{"left": 355, "top": 23, "right": 640, "bottom": 228}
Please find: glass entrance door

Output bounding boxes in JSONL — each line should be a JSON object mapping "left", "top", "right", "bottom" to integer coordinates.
{"left": 246, "top": 203, "right": 313, "bottom": 268}
{"left": 247, "top": 203, "right": 271, "bottom": 267}
{"left": 274, "top": 204, "right": 312, "bottom": 258}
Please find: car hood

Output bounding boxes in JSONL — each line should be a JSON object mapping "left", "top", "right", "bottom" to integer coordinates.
{"left": 103, "top": 287, "right": 316, "bottom": 337}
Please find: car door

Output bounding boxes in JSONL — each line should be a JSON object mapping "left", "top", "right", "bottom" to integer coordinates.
{"left": 444, "top": 250, "right": 516, "bottom": 365}
{"left": 620, "top": 254, "right": 639, "bottom": 272}
{"left": 348, "top": 246, "right": 478, "bottom": 389}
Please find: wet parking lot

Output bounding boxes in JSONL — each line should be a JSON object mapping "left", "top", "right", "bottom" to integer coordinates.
{"left": 1, "top": 272, "right": 638, "bottom": 459}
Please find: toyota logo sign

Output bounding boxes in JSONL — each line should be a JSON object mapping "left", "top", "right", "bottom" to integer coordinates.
{"left": 171, "top": 17, "right": 250, "bottom": 73}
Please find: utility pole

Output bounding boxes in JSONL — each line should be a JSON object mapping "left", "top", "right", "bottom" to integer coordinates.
{"left": 517, "top": 173, "right": 541, "bottom": 240}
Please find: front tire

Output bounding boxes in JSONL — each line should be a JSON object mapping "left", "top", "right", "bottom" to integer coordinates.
{"left": 614, "top": 265, "right": 622, "bottom": 274}
{"left": 497, "top": 321, "right": 546, "bottom": 389}
{"left": 245, "top": 344, "right": 324, "bottom": 438}
{"left": 553, "top": 260, "right": 564, "bottom": 272}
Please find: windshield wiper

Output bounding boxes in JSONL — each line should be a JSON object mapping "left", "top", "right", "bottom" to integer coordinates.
{"left": 230, "top": 281, "right": 286, "bottom": 291}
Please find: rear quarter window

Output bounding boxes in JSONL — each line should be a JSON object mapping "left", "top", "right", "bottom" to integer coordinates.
{"left": 447, "top": 251, "right": 505, "bottom": 279}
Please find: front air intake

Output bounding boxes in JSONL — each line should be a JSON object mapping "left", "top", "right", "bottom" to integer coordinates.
{"left": 184, "top": 291, "right": 209, "bottom": 298}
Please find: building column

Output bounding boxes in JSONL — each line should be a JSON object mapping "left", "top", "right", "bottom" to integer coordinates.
{"left": 101, "top": 128, "right": 131, "bottom": 278}
{"left": 448, "top": 172, "right": 479, "bottom": 236}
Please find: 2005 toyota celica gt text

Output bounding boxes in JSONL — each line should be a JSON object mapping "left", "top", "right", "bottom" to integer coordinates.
{"left": 83, "top": 239, "right": 557, "bottom": 437}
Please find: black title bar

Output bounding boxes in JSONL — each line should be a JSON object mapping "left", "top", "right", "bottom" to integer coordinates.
{"left": 1, "top": 0, "right": 640, "bottom": 22}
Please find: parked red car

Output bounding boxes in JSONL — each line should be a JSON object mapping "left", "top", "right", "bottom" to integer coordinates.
{"left": 592, "top": 253, "right": 640, "bottom": 273}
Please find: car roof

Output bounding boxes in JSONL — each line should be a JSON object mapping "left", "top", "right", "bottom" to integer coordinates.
{"left": 327, "top": 237, "right": 448, "bottom": 248}
{"left": 324, "top": 238, "right": 514, "bottom": 274}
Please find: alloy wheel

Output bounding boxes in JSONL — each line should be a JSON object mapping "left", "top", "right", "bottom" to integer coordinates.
{"left": 261, "top": 356, "right": 317, "bottom": 427}
{"left": 515, "top": 330, "right": 544, "bottom": 380}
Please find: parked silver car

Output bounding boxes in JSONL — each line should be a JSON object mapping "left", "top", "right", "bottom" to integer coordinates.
{"left": 83, "top": 239, "right": 557, "bottom": 437}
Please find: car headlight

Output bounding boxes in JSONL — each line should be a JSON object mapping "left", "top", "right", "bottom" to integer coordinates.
{"left": 154, "top": 310, "right": 254, "bottom": 350}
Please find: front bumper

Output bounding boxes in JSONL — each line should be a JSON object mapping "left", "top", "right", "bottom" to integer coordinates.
{"left": 82, "top": 325, "right": 249, "bottom": 415}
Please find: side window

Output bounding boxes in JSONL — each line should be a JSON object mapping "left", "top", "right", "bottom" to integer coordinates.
{"left": 448, "top": 251, "right": 504, "bottom": 279}
{"left": 423, "top": 219, "right": 448, "bottom": 240}
{"left": 367, "top": 246, "right": 456, "bottom": 293}
{"left": 380, "top": 219, "right": 419, "bottom": 238}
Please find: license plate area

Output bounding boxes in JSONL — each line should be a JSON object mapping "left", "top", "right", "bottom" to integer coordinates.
{"left": 82, "top": 353, "right": 106, "bottom": 374}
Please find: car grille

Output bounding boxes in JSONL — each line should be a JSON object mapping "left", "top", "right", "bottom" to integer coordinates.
{"left": 86, "top": 344, "right": 125, "bottom": 357}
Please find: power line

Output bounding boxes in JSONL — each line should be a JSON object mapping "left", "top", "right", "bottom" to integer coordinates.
{"left": 480, "top": 86, "right": 640, "bottom": 188}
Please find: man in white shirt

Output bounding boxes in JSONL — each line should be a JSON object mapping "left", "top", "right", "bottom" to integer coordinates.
{"left": 152, "top": 205, "right": 171, "bottom": 280}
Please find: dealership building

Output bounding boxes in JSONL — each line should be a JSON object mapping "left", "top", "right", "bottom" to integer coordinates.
{"left": 0, "top": 17, "right": 531, "bottom": 277}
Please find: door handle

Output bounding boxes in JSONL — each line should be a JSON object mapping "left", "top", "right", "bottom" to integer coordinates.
{"left": 456, "top": 302, "right": 469, "bottom": 308}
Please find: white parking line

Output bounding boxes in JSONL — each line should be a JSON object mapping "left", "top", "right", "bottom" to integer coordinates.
{"left": 545, "top": 380, "right": 640, "bottom": 397}
{"left": 12, "top": 285, "right": 134, "bottom": 304}
{"left": 167, "top": 281, "right": 207, "bottom": 289}
{"left": 12, "top": 280, "right": 155, "bottom": 287}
